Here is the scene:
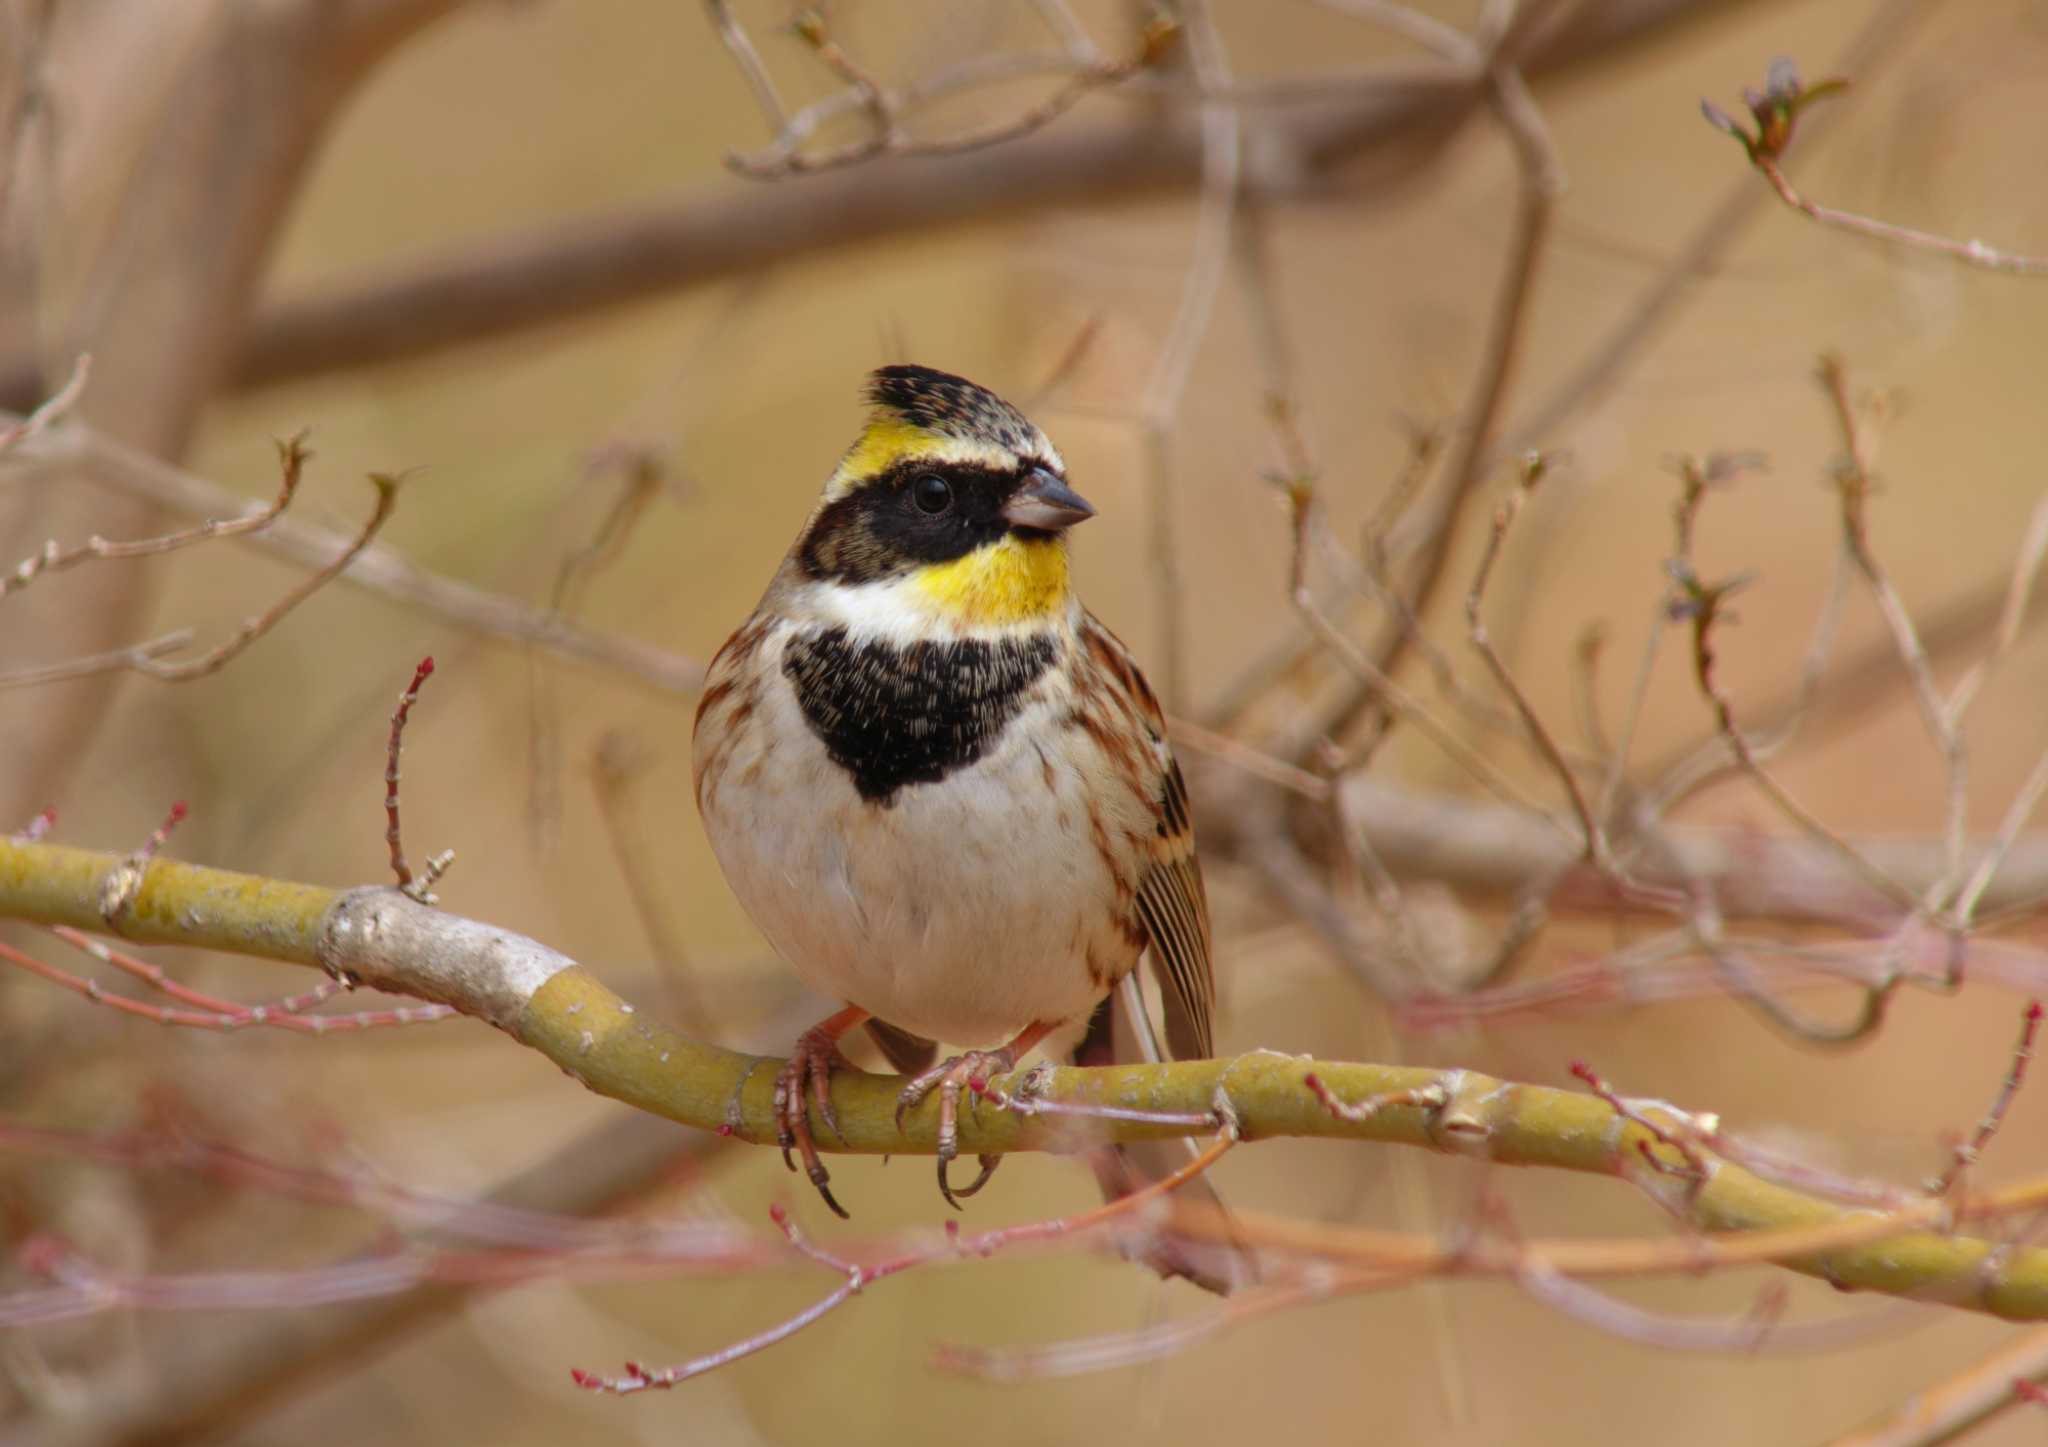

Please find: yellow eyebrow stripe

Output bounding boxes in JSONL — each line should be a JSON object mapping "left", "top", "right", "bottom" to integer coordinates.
{"left": 824, "top": 419, "right": 1032, "bottom": 501}
{"left": 838, "top": 418, "right": 928, "bottom": 485}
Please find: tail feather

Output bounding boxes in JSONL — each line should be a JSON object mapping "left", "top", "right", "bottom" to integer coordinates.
{"left": 1064, "top": 976, "right": 1256, "bottom": 1296}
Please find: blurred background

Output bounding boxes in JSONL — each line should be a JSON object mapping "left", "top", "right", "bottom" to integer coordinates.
{"left": 6, "top": 0, "right": 2048, "bottom": 1442}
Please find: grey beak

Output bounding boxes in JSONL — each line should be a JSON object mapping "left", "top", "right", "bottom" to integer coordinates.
{"left": 1002, "top": 467, "right": 1096, "bottom": 532}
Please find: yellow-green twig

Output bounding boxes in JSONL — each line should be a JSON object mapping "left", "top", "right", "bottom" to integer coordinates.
{"left": 6, "top": 835, "right": 2048, "bottom": 1321}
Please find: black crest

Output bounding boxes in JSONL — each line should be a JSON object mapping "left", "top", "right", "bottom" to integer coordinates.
{"left": 867, "top": 365, "right": 1039, "bottom": 454}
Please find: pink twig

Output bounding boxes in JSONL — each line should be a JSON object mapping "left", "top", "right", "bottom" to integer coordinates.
{"left": 385, "top": 656, "right": 446, "bottom": 896}
{"left": 572, "top": 1129, "right": 1239, "bottom": 1393}
{"left": 1570, "top": 1060, "right": 1710, "bottom": 1189}
{"left": 1928, "top": 999, "right": 2044, "bottom": 1197}
{"left": 1304, "top": 1072, "right": 1448, "bottom": 1124}
{"left": 95, "top": 800, "right": 189, "bottom": 924}
{"left": 973, "top": 1077, "right": 1220, "bottom": 1129}
{"left": 1516, "top": 1263, "right": 1919, "bottom": 1353}
{"left": 0, "top": 1118, "right": 761, "bottom": 1260}
{"left": 1, "top": 932, "right": 454, "bottom": 1034}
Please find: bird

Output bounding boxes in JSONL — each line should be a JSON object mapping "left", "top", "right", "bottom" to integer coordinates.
{"left": 692, "top": 364, "right": 1238, "bottom": 1290}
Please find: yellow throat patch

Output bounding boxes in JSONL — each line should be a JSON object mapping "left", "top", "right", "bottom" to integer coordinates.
{"left": 910, "top": 533, "right": 1070, "bottom": 627}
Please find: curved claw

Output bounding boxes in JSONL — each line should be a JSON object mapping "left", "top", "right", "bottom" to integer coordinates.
{"left": 898, "top": 1049, "right": 1015, "bottom": 1211}
{"left": 808, "top": 1162, "right": 850, "bottom": 1221}
{"left": 812, "top": 1062, "right": 843, "bottom": 1146}
{"left": 937, "top": 1152, "right": 1002, "bottom": 1209}
{"left": 774, "top": 1022, "right": 860, "bottom": 1217}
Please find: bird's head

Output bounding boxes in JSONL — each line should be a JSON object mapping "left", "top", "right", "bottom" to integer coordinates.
{"left": 794, "top": 366, "right": 1094, "bottom": 630}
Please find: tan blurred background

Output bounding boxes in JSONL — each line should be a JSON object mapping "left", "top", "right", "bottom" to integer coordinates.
{"left": 6, "top": 0, "right": 2048, "bottom": 1442}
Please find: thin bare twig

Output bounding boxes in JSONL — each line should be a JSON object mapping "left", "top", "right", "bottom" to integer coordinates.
{"left": 1829, "top": 1326, "right": 2048, "bottom": 1446}
{"left": 1701, "top": 55, "right": 2048, "bottom": 277}
{"left": 1517, "top": 1265, "right": 1917, "bottom": 1354}
{"left": 385, "top": 656, "right": 450, "bottom": 902}
{"left": 572, "top": 1124, "right": 1239, "bottom": 1394}
{"left": 719, "top": 9, "right": 1178, "bottom": 179}
{"left": 1569, "top": 1059, "right": 1710, "bottom": 1191}
{"left": 1287, "top": 483, "right": 1566, "bottom": 824}
{"left": 0, "top": 629, "right": 194, "bottom": 690}
{"left": 1818, "top": 356, "right": 1967, "bottom": 912}
{"left": 3, "top": 427, "right": 308, "bottom": 602}
{"left": 1, "top": 929, "right": 453, "bottom": 1034}
{"left": 1945, "top": 496, "right": 2048, "bottom": 726}
{"left": 702, "top": 0, "right": 790, "bottom": 137}
{"left": 126, "top": 472, "right": 404, "bottom": 685}
{"left": 1311, "top": 24, "right": 1563, "bottom": 761}
{"left": 1670, "top": 560, "right": 1915, "bottom": 911}
{"left": 1753, "top": 152, "right": 2048, "bottom": 277}
{"left": 1465, "top": 456, "right": 1602, "bottom": 862}
{"left": 1926, "top": 999, "right": 2043, "bottom": 1198}
{"left": 526, "top": 444, "right": 669, "bottom": 845}
{"left": 0, "top": 350, "right": 86, "bottom": 454}
{"left": 3, "top": 421, "right": 705, "bottom": 695}
{"left": 1138, "top": 0, "right": 1238, "bottom": 710}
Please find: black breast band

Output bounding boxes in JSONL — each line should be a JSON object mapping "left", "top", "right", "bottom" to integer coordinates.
{"left": 782, "top": 627, "right": 1058, "bottom": 804}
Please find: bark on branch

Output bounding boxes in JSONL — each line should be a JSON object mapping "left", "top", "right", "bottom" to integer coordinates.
{"left": 5, "top": 833, "right": 2048, "bottom": 1323}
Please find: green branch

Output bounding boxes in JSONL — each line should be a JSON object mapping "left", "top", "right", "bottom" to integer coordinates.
{"left": 4, "top": 835, "right": 2047, "bottom": 1320}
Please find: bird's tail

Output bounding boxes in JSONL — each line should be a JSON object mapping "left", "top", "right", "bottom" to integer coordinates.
{"left": 1069, "top": 975, "right": 1258, "bottom": 1297}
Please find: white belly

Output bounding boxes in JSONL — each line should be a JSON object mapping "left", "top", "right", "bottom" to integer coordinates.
{"left": 697, "top": 636, "right": 1135, "bottom": 1046}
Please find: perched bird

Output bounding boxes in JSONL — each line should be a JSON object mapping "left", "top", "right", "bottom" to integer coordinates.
{"left": 693, "top": 365, "right": 1236, "bottom": 1288}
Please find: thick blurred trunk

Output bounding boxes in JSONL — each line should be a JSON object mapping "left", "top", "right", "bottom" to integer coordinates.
{"left": 0, "top": 0, "right": 463, "bottom": 823}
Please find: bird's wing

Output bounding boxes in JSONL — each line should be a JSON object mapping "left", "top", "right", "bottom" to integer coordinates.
{"left": 1079, "top": 610, "right": 1216, "bottom": 1061}
{"left": 1134, "top": 753, "right": 1216, "bottom": 1060}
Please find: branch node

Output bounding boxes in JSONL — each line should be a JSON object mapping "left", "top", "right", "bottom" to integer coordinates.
{"left": 97, "top": 802, "right": 188, "bottom": 929}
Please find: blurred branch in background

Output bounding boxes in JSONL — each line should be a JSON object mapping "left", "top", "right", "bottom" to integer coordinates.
{"left": 1704, "top": 56, "right": 2048, "bottom": 276}
{"left": 0, "top": 412, "right": 704, "bottom": 695}
{"left": 0, "top": 0, "right": 468, "bottom": 822}
{"left": 704, "top": 0, "right": 1184, "bottom": 178}
{"left": 6, "top": 0, "right": 2048, "bottom": 1440}
{"left": 0, "top": 0, "right": 1745, "bottom": 409}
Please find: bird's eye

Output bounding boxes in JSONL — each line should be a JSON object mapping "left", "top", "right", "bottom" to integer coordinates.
{"left": 911, "top": 474, "right": 954, "bottom": 515}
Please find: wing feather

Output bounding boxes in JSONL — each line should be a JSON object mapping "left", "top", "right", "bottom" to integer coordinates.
{"left": 1135, "top": 756, "right": 1215, "bottom": 1059}
{"left": 1079, "top": 611, "right": 1217, "bottom": 1061}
